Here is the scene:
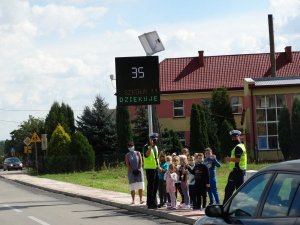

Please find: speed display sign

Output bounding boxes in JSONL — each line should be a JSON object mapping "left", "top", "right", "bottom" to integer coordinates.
{"left": 115, "top": 56, "right": 160, "bottom": 106}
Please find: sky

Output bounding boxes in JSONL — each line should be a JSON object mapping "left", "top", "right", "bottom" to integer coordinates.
{"left": 0, "top": 0, "right": 300, "bottom": 140}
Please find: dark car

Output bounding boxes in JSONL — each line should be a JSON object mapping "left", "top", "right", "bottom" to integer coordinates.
{"left": 3, "top": 157, "right": 23, "bottom": 171}
{"left": 194, "top": 159, "right": 300, "bottom": 225}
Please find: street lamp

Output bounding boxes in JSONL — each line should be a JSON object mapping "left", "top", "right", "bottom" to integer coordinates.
{"left": 109, "top": 74, "right": 116, "bottom": 89}
{"left": 138, "top": 31, "right": 165, "bottom": 135}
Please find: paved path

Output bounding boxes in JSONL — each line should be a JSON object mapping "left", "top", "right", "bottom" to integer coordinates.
{"left": 0, "top": 172, "right": 204, "bottom": 224}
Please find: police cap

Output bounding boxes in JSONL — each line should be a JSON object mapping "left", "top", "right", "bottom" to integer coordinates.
{"left": 229, "top": 130, "right": 242, "bottom": 136}
{"left": 149, "top": 132, "right": 159, "bottom": 139}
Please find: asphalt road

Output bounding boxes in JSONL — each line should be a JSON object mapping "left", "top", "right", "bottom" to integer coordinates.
{"left": 0, "top": 177, "right": 188, "bottom": 225}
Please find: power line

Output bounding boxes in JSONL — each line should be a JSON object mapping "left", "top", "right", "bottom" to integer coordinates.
{"left": 0, "top": 119, "right": 21, "bottom": 124}
{"left": 0, "top": 108, "right": 82, "bottom": 112}
{"left": 0, "top": 109, "right": 48, "bottom": 112}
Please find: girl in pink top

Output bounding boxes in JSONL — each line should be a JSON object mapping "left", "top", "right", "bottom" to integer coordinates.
{"left": 164, "top": 163, "right": 178, "bottom": 209}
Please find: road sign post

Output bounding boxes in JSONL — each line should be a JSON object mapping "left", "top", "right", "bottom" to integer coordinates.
{"left": 31, "top": 132, "right": 41, "bottom": 173}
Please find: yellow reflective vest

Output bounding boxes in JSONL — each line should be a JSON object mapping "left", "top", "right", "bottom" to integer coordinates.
{"left": 229, "top": 143, "right": 247, "bottom": 170}
{"left": 143, "top": 144, "right": 159, "bottom": 169}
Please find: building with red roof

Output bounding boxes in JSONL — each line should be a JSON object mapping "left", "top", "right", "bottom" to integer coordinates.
{"left": 152, "top": 46, "right": 300, "bottom": 161}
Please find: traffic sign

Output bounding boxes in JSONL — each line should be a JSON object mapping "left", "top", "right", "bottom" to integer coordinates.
{"left": 115, "top": 56, "right": 160, "bottom": 106}
{"left": 23, "top": 137, "right": 31, "bottom": 146}
{"left": 31, "top": 132, "right": 41, "bottom": 143}
{"left": 24, "top": 146, "right": 32, "bottom": 154}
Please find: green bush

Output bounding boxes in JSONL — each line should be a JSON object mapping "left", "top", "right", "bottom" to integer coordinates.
{"left": 70, "top": 132, "right": 95, "bottom": 171}
{"left": 44, "top": 155, "right": 76, "bottom": 173}
{"left": 45, "top": 124, "right": 72, "bottom": 173}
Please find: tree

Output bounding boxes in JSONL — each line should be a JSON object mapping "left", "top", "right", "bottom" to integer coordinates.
{"left": 291, "top": 98, "right": 300, "bottom": 159}
{"left": 278, "top": 106, "right": 292, "bottom": 160}
{"left": 70, "top": 131, "right": 95, "bottom": 171}
{"left": 47, "top": 124, "right": 71, "bottom": 157}
{"left": 131, "top": 106, "right": 149, "bottom": 152}
{"left": 210, "top": 88, "right": 236, "bottom": 157}
{"left": 116, "top": 105, "right": 133, "bottom": 160}
{"left": 160, "top": 128, "right": 183, "bottom": 154}
{"left": 45, "top": 101, "right": 75, "bottom": 138}
{"left": 168, "top": 129, "right": 183, "bottom": 154}
{"left": 77, "top": 95, "right": 117, "bottom": 168}
{"left": 160, "top": 128, "right": 173, "bottom": 154}
{"left": 210, "top": 88, "right": 236, "bottom": 130}
{"left": 197, "top": 104, "right": 209, "bottom": 150}
{"left": 218, "top": 119, "right": 234, "bottom": 157}
{"left": 202, "top": 103, "right": 221, "bottom": 156}
{"left": 6, "top": 115, "right": 45, "bottom": 159}
{"left": 189, "top": 104, "right": 202, "bottom": 153}
{"left": 45, "top": 124, "right": 73, "bottom": 173}
{"left": 61, "top": 103, "right": 76, "bottom": 134}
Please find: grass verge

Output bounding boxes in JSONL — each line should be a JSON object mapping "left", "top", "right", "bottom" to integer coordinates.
{"left": 38, "top": 163, "right": 270, "bottom": 202}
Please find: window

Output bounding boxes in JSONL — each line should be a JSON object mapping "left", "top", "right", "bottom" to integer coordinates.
{"left": 262, "top": 173, "right": 300, "bottom": 217}
{"left": 228, "top": 173, "right": 272, "bottom": 217}
{"left": 175, "top": 131, "right": 186, "bottom": 147}
{"left": 231, "top": 96, "right": 243, "bottom": 114}
{"left": 173, "top": 100, "right": 184, "bottom": 117}
{"left": 256, "top": 95, "right": 286, "bottom": 150}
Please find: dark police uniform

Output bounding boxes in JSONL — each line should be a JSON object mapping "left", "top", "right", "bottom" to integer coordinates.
{"left": 143, "top": 133, "right": 159, "bottom": 209}
{"left": 223, "top": 130, "right": 247, "bottom": 204}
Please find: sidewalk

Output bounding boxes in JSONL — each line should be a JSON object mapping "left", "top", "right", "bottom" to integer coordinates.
{"left": 0, "top": 172, "right": 204, "bottom": 224}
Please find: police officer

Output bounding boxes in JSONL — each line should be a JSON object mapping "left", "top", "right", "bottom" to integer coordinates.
{"left": 223, "top": 130, "right": 247, "bottom": 204}
{"left": 143, "top": 133, "right": 160, "bottom": 209}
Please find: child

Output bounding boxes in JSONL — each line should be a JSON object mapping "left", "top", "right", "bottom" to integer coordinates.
{"left": 158, "top": 152, "right": 169, "bottom": 207}
{"left": 188, "top": 153, "right": 209, "bottom": 210}
{"left": 181, "top": 147, "right": 190, "bottom": 157}
{"left": 172, "top": 155, "right": 184, "bottom": 205}
{"left": 166, "top": 155, "right": 172, "bottom": 165}
{"left": 187, "top": 155, "right": 195, "bottom": 208}
{"left": 164, "top": 163, "right": 178, "bottom": 209}
{"left": 204, "top": 147, "right": 221, "bottom": 205}
{"left": 178, "top": 155, "right": 190, "bottom": 209}
{"left": 165, "top": 155, "right": 173, "bottom": 206}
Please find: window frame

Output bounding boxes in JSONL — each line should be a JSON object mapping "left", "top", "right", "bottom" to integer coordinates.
{"left": 231, "top": 96, "right": 243, "bottom": 115}
{"left": 261, "top": 172, "right": 300, "bottom": 218}
{"left": 256, "top": 95, "right": 286, "bottom": 151}
{"left": 226, "top": 172, "right": 273, "bottom": 218}
{"left": 173, "top": 100, "right": 184, "bottom": 118}
{"left": 175, "top": 131, "right": 186, "bottom": 147}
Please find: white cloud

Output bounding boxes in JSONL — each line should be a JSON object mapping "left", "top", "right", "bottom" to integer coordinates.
{"left": 31, "top": 4, "right": 107, "bottom": 37}
{"left": 0, "top": 0, "right": 31, "bottom": 24}
{"left": 270, "top": 0, "right": 300, "bottom": 27}
{"left": 0, "top": 0, "right": 300, "bottom": 140}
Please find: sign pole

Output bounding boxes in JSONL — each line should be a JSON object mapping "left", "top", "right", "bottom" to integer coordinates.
{"left": 148, "top": 105, "right": 153, "bottom": 135}
{"left": 30, "top": 132, "right": 41, "bottom": 174}
{"left": 35, "top": 141, "right": 38, "bottom": 174}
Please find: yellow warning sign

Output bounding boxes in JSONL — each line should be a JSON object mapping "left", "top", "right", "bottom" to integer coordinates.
{"left": 31, "top": 132, "right": 41, "bottom": 143}
{"left": 24, "top": 146, "right": 32, "bottom": 154}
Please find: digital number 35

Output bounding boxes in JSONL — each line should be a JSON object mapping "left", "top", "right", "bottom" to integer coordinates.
{"left": 131, "top": 67, "right": 144, "bottom": 78}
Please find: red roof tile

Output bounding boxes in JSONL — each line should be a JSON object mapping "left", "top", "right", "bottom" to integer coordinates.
{"left": 159, "top": 50, "right": 300, "bottom": 93}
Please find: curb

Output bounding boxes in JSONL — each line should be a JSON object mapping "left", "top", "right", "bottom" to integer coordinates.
{"left": 1, "top": 175, "right": 196, "bottom": 224}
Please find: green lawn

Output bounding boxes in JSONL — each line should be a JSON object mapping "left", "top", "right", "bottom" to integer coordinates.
{"left": 38, "top": 163, "right": 269, "bottom": 202}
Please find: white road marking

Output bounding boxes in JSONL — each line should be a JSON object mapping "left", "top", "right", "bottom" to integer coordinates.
{"left": 3, "top": 204, "right": 22, "bottom": 213}
{"left": 28, "top": 216, "right": 51, "bottom": 225}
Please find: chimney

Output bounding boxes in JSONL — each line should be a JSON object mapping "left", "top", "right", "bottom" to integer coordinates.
{"left": 198, "top": 50, "right": 204, "bottom": 67}
{"left": 268, "top": 14, "right": 276, "bottom": 77}
{"left": 285, "top": 46, "right": 293, "bottom": 63}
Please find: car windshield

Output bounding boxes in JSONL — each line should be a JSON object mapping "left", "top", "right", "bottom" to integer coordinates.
{"left": 7, "top": 158, "right": 21, "bottom": 163}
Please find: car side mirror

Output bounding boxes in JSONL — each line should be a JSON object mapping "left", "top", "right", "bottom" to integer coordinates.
{"left": 205, "top": 204, "right": 224, "bottom": 217}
